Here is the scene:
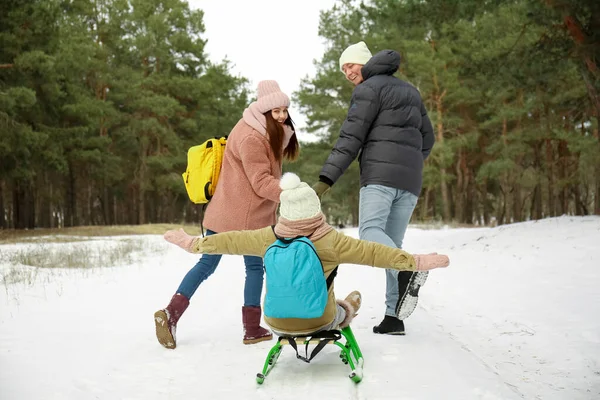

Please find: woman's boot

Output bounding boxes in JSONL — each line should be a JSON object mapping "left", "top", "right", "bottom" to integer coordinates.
{"left": 154, "top": 293, "right": 190, "bottom": 349}
{"left": 242, "top": 306, "right": 273, "bottom": 345}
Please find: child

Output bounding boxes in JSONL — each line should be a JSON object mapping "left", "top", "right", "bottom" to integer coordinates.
{"left": 164, "top": 173, "right": 449, "bottom": 337}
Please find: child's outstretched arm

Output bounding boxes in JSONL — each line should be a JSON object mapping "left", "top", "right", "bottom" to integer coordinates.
{"left": 335, "top": 233, "right": 449, "bottom": 271}
{"left": 164, "top": 226, "right": 275, "bottom": 257}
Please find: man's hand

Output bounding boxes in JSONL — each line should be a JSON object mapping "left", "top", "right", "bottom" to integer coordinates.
{"left": 312, "top": 181, "right": 331, "bottom": 200}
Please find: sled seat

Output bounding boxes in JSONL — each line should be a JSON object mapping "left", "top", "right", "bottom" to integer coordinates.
{"left": 279, "top": 336, "right": 329, "bottom": 345}
{"left": 256, "top": 326, "right": 364, "bottom": 384}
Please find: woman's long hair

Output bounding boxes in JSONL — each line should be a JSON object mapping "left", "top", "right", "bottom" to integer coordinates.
{"left": 264, "top": 111, "right": 299, "bottom": 162}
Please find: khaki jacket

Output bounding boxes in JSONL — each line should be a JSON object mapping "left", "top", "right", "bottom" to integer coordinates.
{"left": 193, "top": 226, "right": 417, "bottom": 335}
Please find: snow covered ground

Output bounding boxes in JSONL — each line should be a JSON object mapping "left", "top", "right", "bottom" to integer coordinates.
{"left": 1, "top": 216, "right": 599, "bottom": 399}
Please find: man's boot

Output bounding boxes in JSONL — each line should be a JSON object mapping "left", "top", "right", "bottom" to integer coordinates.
{"left": 373, "top": 315, "right": 405, "bottom": 335}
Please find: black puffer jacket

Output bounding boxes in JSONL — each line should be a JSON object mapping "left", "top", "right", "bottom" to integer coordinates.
{"left": 319, "top": 50, "right": 435, "bottom": 196}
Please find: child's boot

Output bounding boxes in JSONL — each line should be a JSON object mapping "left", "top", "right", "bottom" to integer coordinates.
{"left": 337, "top": 290, "right": 362, "bottom": 328}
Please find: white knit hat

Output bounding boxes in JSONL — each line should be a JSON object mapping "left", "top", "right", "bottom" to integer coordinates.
{"left": 339, "top": 41, "right": 373, "bottom": 72}
{"left": 279, "top": 173, "right": 321, "bottom": 221}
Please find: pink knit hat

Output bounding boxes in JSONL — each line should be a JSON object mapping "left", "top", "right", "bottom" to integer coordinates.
{"left": 255, "top": 80, "right": 290, "bottom": 113}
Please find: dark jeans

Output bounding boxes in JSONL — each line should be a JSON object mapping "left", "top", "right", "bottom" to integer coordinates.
{"left": 176, "top": 230, "right": 264, "bottom": 306}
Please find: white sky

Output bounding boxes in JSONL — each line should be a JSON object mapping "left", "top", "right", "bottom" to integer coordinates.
{"left": 188, "top": 0, "right": 339, "bottom": 142}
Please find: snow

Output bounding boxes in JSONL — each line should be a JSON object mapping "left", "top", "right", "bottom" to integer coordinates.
{"left": 1, "top": 216, "right": 599, "bottom": 399}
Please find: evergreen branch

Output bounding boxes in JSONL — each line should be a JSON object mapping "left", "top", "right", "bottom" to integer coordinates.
{"left": 500, "top": 22, "right": 531, "bottom": 64}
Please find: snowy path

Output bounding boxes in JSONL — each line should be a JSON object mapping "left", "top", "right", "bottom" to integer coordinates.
{"left": 1, "top": 216, "right": 599, "bottom": 399}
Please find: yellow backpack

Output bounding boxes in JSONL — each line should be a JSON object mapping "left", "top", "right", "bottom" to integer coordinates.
{"left": 182, "top": 137, "right": 227, "bottom": 204}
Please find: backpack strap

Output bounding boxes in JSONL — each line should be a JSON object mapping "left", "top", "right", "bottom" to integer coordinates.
{"left": 199, "top": 203, "right": 207, "bottom": 238}
{"left": 270, "top": 225, "right": 303, "bottom": 243}
{"left": 326, "top": 266, "right": 338, "bottom": 290}
{"left": 209, "top": 138, "right": 226, "bottom": 199}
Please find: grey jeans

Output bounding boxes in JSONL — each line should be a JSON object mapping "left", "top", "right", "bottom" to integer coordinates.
{"left": 359, "top": 184, "right": 418, "bottom": 317}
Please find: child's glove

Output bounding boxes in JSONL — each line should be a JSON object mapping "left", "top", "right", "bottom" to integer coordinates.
{"left": 164, "top": 228, "right": 197, "bottom": 253}
{"left": 413, "top": 253, "right": 450, "bottom": 271}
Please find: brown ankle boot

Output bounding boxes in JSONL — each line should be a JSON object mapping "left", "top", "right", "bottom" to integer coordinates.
{"left": 242, "top": 306, "right": 272, "bottom": 345}
{"left": 337, "top": 290, "right": 362, "bottom": 328}
{"left": 154, "top": 293, "right": 189, "bottom": 349}
{"left": 345, "top": 290, "right": 362, "bottom": 314}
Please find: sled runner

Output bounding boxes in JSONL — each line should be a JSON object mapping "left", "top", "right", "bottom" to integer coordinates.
{"left": 256, "top": 326, "right": 364, "bottom": 384}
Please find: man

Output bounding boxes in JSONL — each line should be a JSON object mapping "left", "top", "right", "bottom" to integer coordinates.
{"left": 313, "top": 41, "right": 435, "bottom": 335}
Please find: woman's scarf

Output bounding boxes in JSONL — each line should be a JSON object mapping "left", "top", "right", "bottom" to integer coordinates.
{"left": 242, "top": 102, "right": 294, "bottom": 150}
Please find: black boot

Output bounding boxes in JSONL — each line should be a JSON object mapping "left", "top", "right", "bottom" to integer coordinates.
{"left": 373, "top": 315, "right": 405, "bottom": 335}
{"left": 396, "top": 271, "right": 429, "bottom": 320}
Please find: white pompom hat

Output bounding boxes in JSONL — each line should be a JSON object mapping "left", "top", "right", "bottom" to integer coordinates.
{"left": 279, "top": 173, "right": 321, "bottom": 221}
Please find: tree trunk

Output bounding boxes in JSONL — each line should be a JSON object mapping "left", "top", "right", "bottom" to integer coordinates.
{"left": 49, "top": 180, "right": 55, "bottom": 228}
{"left": 102, "top": 186, "right": 110, "bottom": 225}
{"left": 0, "top": 180, "right": 5, "bottom": 229}
{"left": 435, "top": 92, "right": 451, "bottom": 222}
{"left": 482, "top": 181, "right": 491, "bottom": 225}
{"left": 559, "top": 139, "right": 570, "bottom": 215}
{"left": 137, "top": 181, "right": 146, "bottom": 225}
{"left": 531, "top": 184, "right": 543, "bottom": 220}
{"left": 500, "top": 116, "right": 512, "bottom": 224}
{"left": 136, "top": 138, "right": 149, "bottom": 225}
{"left": 454, "top": 150, "right": 466, "bottom": 223}
{"left": 13, "top": 182, "right": 35, "bottom": 230}
{"left": 65, "top": 163, "right": 78, "bottom": 227}
{"left": 545, "top": 138, "right": 556, "bottom": 217}
{"left": 595, "top": 124, "right": 600, "bottom": 216}
{"left": 39, "top": 172, "right": 54, "bottom": 228}
{"left": 421, "top": 188, "right": 431, "bottom": 221}
{"left": 465, "top": 170, "right": 475, "bottom": 225}
{"left": 498, "top": 185, "right": 506, "bottom": 225}
{"left": 573, "top": 185, "right": 587, "bottom": 215}
{"left": 596, "top": 179, "right": 600, "bottom": 215}
{"left": 113, "top": 193, "right": 119, "bottom": 225}
{"left": 84, "top": 182, "right": 91, "bottom": 226}
{"left": 543, "top": 3, "right": 600, "bottom": 125}
{"left": 148, "top": 192, "right": 156, "bottom": 223}
{"left": 513, "top": 182, "right": 522, "bottom": 222}
{"left": 531, "top": 139, "right": 544, "bottom": 221}
{"left": 563, "top": 14, "right": 600, "bottom": 124}
{"left": 543, "top": 102, "right": 556, "bottom": 217}
{"left": 13, "top": 185, "right": 23, "bottom": 229}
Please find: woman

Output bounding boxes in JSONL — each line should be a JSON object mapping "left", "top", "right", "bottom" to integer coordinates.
{"left": 155, "top": 80, "right": 299, "bottom": 349}
{"left": 163, "top": 173, "right": 450, "bottom": 337}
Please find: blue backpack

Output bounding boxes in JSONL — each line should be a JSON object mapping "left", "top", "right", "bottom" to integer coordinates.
{"left": 263, "top": 234, "right": 337, "bottom": 319}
